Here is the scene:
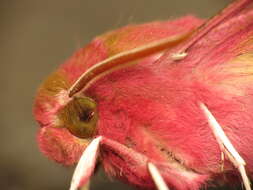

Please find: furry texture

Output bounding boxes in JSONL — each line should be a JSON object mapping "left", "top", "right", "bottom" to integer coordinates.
{"left": 34, "top": 10, "right": 253, "bottom": 190}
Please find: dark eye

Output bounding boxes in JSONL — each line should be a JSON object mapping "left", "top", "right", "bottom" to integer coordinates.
{"left": 58, "top": 96, "right": 98, "bottom": 138}
{"left": 78, "top": 108, "right": 94, "bottom": 122}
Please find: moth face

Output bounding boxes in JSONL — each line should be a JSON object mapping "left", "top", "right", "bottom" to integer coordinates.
{"left": 34, "top": 70, "right": 99, "bottom": 138}
{"left": 34, "top": 72, "right": 98, "bottom": 165}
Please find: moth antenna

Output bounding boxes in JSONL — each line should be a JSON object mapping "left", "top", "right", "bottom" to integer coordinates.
{"left": 148, "top": 162, "right": 170, "bottom": 190}
{"left": 175, "top": 0, "right": 252, "bottom": 55}
{"left": 69, "top": 136, "right": 102, "bottom": 190}
{"left": 200, "top": 103, "right": 251, "bottom": 190}
{"left": 68, "top": 31, "right": 193, "bottom": 97}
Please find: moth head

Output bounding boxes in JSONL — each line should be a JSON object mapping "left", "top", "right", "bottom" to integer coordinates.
{"left": 34, "top": 71, "right": 97, "bottom": 133}
{"left": 33, "top": 26, "right": 193, "bottom": 165}
{"left": 33, "top": 71, "right": 99, "bottom": 165}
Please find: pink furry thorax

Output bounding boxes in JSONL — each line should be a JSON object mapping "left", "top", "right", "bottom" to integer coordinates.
{"left": 34, "top": 10, "right": 253, "bottom": 190}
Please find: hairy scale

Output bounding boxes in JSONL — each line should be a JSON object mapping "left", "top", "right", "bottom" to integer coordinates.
{"left": 34, "top": 5, "right": 253, "bottom": 190}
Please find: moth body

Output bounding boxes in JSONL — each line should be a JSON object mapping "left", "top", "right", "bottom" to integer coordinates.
{"left": 34, "top": 3, "right": 253, "bottom": 189}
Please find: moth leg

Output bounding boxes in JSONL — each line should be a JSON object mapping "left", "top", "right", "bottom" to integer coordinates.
{"left": 73, "top": 137, "right": 171, "bottom": 190}
{"left": 100, "top": 137, "right": 172, "bottom": 190}
{"left": 148, "top": 162, "right": 170, "bottom": 190}
{"left": 200, "top": 103, "right": 251, "bottom": 190}
{"left": 69, "top": 136, "right": 102, "bottom": 190}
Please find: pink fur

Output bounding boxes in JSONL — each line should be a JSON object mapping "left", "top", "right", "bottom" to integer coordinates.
{"left": 34, "top": 10, "right": 253, "bottom": 190}
{"left": 88, "top": 11, "right": 253, "bottom": 189}
{"left": 38, "top": 127, "right": 86, "bottom": 166}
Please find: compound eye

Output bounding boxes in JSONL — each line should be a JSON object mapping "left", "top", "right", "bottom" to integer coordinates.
{"left": 58, "top": 96, "right": 98, "bottom": 138}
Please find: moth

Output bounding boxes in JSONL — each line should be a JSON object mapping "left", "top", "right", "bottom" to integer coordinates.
{"left": 33, "top": 0, "right": 253, "bottom": 190}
